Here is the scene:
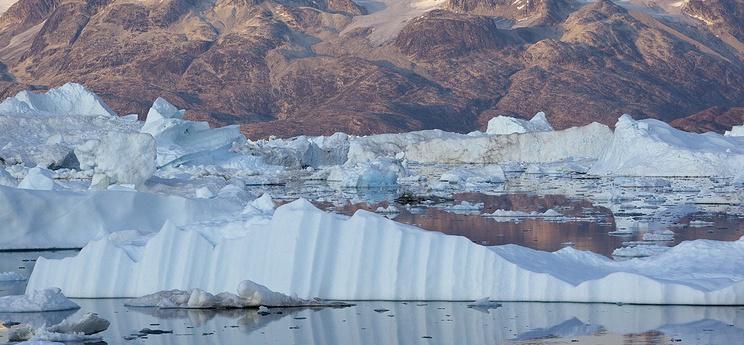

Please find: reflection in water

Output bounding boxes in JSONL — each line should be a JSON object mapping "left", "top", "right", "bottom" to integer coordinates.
{"left": 334, "top": 193, "right": 744, "bottom": 257}
{"left": 7, "top": 299, "right": 728, "bottom": 345}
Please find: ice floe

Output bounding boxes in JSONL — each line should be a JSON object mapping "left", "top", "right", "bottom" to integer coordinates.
{"left": 724, "top": 124, "right": 743, "bottom": 137}
{"left": 7, "top": 312, "right": 109, "bottom": 343}
{"left": 26, "top": 199, "right": 744, "bottom": 304}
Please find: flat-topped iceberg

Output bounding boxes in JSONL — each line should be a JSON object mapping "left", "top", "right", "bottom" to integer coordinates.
{"left": 0, "top": 83, "right": 115, "bottom": 117}
{"left": 27, "top": 198, "right": 744, "bottom": 304}
{"left": 590, "top": 115, "right": 744, "bottom": 177}
{"left": 405, "top": 122, "right": 612, "bottom": 164}
{"left": 486, "top": 112, "right": 553, "bottom": 135}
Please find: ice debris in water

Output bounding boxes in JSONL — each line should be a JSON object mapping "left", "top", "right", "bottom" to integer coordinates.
{"left": 8, "top": 312, "right": 109, "bottom": 342}
{"left": 126, "top": 280, "right": 308, "bottom": 308}
{"left": 0, "top": 288, "right": 79, "bottom": 312}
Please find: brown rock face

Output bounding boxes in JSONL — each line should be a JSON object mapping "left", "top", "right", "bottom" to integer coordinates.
{"left": 670, "top": 106, "right": 744, "bottom": 133}
{"left": 0, "top": 0, "right": 741, "bottom": 138}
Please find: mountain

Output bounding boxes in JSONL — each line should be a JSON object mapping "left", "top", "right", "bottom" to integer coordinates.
{"left": 0, "top": 0, "right": 741, "bottom": 137}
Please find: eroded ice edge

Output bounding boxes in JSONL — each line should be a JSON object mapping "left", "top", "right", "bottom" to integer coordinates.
{"left": 0, "top": 83, "right": 742, "bottom": 305}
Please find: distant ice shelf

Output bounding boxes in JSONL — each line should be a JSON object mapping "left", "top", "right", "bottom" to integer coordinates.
{"left": 27, "top": 198, "right": 744, "bottom": 305}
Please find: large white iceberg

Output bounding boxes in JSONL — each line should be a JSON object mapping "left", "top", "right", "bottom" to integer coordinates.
{"left": 0, "top": 83, "right": 115, "bottom": 117}
{"left": 405, "top": 123, "right": 612, "bottom": 164}
{"left": 590, "top": 115, "right": 744, "bottom": 177}
{"left": 0, "top": 186, "right": 242, "bottom": 249}
{"left": 486, "top": 112, "right": 554, "bottom": 135}
{"left": 27, "top": 199, "right": 744, "bottom": 304}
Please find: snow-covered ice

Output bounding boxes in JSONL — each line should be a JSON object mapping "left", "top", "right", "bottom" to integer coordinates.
{"left": 0, "top": 83, "right": 115, "bottom": 118}
{"left": 0, "top": 288, "right": 78, "bottom": 312}
{"left": 26, "top": 199, "right": 744, "bottom": 304}
{"left": 486, "top": 112, "right": 553, "bottom": 135}
{"left": 17, "top": 167, "right": 55, "bottom": 190}
{"left": 590, "top": 115, "right": 744, "bottom": 177}
{"left": 724, "top": 124, "right": 743, "bottom": 137}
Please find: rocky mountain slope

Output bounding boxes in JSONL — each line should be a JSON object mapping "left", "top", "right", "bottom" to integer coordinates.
{"left": 0, "top": 0, "right": 741, "bottom": 137}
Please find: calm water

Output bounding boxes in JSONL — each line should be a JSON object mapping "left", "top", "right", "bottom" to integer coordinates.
{"left": 2, "top": 297, "right": 744, "bottom": 344}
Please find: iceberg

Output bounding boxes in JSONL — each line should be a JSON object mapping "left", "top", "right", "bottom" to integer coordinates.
{"left": 0, "top": 83, "right": 115, "bottom": 117}
{"left": 724, "top": 124, "right": 743, "bottom": 137}
{"left": 27, "top": 199, "right": 744, "bottom": 304}
{"left": 0, "top": 288, "right": 79, "bottom": 312}
{"left": 439, "top": 164, "right": 506, "bottom": 184}
{"left": 405, "top": 123, "right": 612, "bottom": 164}
{"left": 75, "top": 131, "right": 156, "bottom": 187}
{"left": 327, "top": 159, "right": 404, "bottom": 188}
{"left": 590, "top": 115, "right": 744, "bottom": 177}
{"left": 486, "top": 112, "right": 554, "bottom": 135}
{"left": 141, "top": 98, "right": 245, "bottom": 166}
{"left": 0, "top": 186, "right": 242, "bottom": 249}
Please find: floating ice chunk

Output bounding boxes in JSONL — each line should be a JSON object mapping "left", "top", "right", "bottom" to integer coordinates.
{"left": 642, "top": 230, "right": 675, "bottom": 242}
{"left": 444, "top": 201, "right": 485, "bottom": 214}
{"left": 613, "top": 244, "right": 671, "bottom": 259}
{"left": 327, "top": 159, "right": 403, "bottom": 188}
{"left": 375, "top": 205, "right": 400, "bottom": 214}
{"left": 0, "top": 83, "right": 115, "bottom": 117}
{"left": 30, "top": 328, "right": 102, "bottom": 343}
{"left": 467, "top": 297, "right": 502, "bottom": 309}
{"left": 484, "top": 208, "right": 563, "bottom": 218}
{"left": 27, "top": 200, "right": 744, "bottom": 304}
{"left": 439, "top": 165, "right": 506, "bottom": 184}
{"left": 0, "top": 288, "right": 79, "bottom": 312}
{"left": 18, "top": 167, "right": 55, "bottom": 190}
{"left": 75, "top": 132, "right": 156, "bottom": 187}
{"left": 524, "top": 160, "right": 591, "bottom": 175}
{"left": 8, "top": 325, "right": 35, "bottom": 341}
{"left": 486, "top": 112, "right": 554, "bottom": 135}
{"left": 590, "top": 115, "right": 744, "bottom": 177}
{"left": 0, "top": 271, "right": 25, "bottom": 281}
{"left": 724, "top": 124, "right": 743, "bottom": 137}
{"left": 127, "top": 280, "right": 307, "bottom": 308}
{"left": 46, "top": 313, "right": 110, "bottom": 335}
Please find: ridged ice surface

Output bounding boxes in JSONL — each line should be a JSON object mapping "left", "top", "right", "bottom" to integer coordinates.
{"left": 27, "top": 199, "right": 744, "bottom": 304}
